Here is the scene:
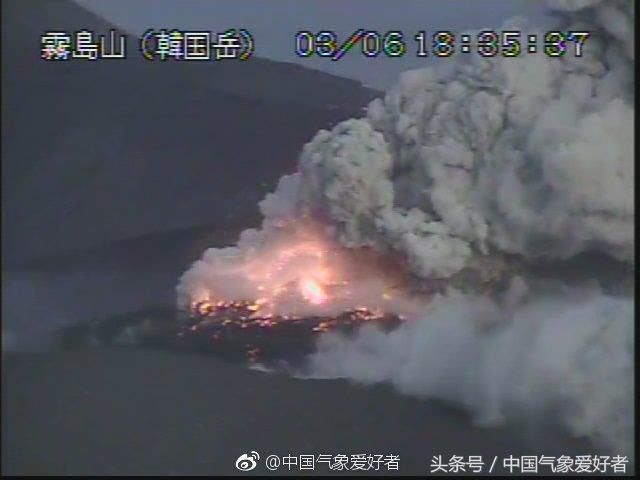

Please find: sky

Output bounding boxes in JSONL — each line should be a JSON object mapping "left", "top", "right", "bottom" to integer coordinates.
{"left": 75, "top": 0, "right": 551, "bottom": 89}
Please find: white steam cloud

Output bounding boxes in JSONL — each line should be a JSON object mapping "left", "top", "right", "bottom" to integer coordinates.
{"left": 178, "top": 0, "right": 634, "bottom": 455}
{"left": 306, "top": 287, "right": 634, "bottom": 456}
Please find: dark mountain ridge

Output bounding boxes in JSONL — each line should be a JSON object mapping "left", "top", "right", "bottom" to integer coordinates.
{"left": 2, "top": 0, "right": 378, "bottom": 264}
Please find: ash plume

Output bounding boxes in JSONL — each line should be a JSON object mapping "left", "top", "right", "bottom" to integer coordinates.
{"left": 294, "top": 0, "right": 634, "bottom": 280}
{"left": 178, "top": 0, "right": 634, "bottom": 456}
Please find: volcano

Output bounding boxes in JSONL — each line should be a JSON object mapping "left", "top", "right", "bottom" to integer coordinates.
{"left": 178, "top": 302, "right": 402, "bottom": 366}
{"left": 58, "top": 303, "right": 403, "bottom": 368}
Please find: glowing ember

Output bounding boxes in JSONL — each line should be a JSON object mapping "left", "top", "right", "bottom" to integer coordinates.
{"left": 182, "top": 220, "right": 423, "bottom": 335}
{"left": 176, "top": 300, "right": 403, "bottom": 366}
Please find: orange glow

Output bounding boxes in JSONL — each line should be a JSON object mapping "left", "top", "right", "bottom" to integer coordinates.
{"left": 186, "top": 220, "right": 415, "bottom": 321}
{"left": 299, "top": 277, "right": 328, "bottom": 305}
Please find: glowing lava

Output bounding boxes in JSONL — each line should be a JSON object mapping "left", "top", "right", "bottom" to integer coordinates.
{"left": 182, "top": 220, "right": 420, "bottom": 323}
{"left": 177, "top": 222, "right": 425, "bottom": 366}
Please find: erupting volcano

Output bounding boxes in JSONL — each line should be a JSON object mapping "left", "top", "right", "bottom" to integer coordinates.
{"left": 174, "top": 0, "right": 634, "bottom": 457}
{"left": 180, "top": 219, "right": 423, "bottom": 319}
{"left": 177, "top": 220, "right": 421, "bottom": 364}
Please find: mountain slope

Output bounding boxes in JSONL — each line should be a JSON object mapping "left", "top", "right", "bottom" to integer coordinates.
{"left": 2, "top": 0, "right": 378, "bottom": 264}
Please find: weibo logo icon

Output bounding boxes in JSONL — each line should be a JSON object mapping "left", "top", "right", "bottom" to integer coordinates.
{"left": 236, "top": 451, "right": 260, "bottom": 471}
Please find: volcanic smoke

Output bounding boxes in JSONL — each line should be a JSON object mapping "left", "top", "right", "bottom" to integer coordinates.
{"left": 178, "top": 0, "right": 634, "bottom": 457}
